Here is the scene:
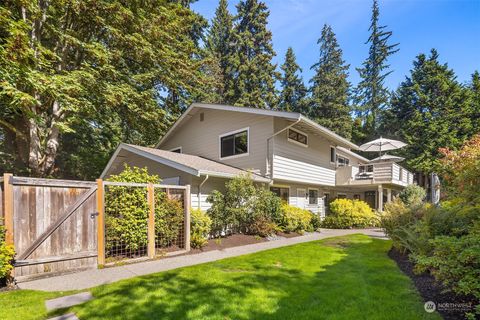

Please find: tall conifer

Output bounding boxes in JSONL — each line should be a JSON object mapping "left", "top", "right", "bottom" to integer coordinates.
{"left": 278, "top": 47, "right": 307, "bottom": 112}
{"left": 354, "top": 0, "right": 399, "bottom": 139}
{"left": 309, "top": 24, "right": 352, "bottom": 139}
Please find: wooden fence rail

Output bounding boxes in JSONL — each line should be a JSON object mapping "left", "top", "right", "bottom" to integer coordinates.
{"left": 1, "top": 174, "right": 191, "bottom": 281}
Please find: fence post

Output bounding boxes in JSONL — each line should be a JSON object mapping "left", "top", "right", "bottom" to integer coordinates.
{"left": 96, "top": 179, "right": 105, "bottom": 267}
{"left": 147, "top": 183, "right": 155, "bottom": 259}
{"left": 3, "top": 174, "right": 14, "bottom": 246}
{"left": 184, "top": 184, "right": 191, "bottom": 252}
{"left": 3, "top": 173, "right": 14, "bottom": 278}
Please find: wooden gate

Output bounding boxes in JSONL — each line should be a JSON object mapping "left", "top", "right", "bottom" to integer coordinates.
{"left": 0, "top": 174, "right": 191, "bottom": 281}
{"left": 1, "top": 174, "right": 98, "bottom": 281}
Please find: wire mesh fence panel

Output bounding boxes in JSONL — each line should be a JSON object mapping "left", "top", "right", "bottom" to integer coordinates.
{"left": 104, "top": 184, "right": 148, "bottom": 263}
{"left": 154, "top": 187, "right": 186, "bottom": 256}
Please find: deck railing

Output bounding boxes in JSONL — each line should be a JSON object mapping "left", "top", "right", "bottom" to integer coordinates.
{"left": 336, "top": 162, "right": 413, "bottom": 185}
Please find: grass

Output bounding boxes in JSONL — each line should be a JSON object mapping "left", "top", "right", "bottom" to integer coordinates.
{"left": 0, "top": 234, "right": 440, "bottom": 319}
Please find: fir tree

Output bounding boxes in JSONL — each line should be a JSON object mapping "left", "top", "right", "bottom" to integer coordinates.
{"left": 205, "top": 0, "right": 234, "bottom": 102}
{"left": 354, "top": 0, "right": 399, "bottom": 139}
{"left": 309, "top": 24, "right": 352, "bottom": 139}
{"left": 230, "top": 0, "right": 278, "bottom": 108}
{"left": 278, "top": 47, "right": 307, "bottom": 112}
{"left": 389, "top": 49, "right": 474, "bottom": 173}
{"left": 469, "top": 71, "right": 480, "bottom": 133}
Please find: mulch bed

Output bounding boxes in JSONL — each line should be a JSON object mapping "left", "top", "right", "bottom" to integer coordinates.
{"left": 388, "top": 247, "right": 479, "bottom": 319}
{"left": 188, "top": 232, "right": 303, "bottom": 254}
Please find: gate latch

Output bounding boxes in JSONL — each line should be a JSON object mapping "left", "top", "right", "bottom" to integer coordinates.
{"left": 90, "top": 212, "right": 99, "bottom": 219}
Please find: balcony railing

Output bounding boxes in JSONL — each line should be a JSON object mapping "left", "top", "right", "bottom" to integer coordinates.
{"left": 336, "top": 162, "right": 414, "bottom": 186}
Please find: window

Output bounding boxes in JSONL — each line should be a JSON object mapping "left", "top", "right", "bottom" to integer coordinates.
{"left": 169, "top": 147, "right": 182, "bottom": 153}
{"left": 270, "top": 187, "right": 289, "bottom": 203}
{"left": 330, "top": 147, "right": 336, "bottom": 163}
{"left": 308, "top": 189, "right": 318, "bottom": 205}
{"left": 220, "top": 128, "right": 248, "bottom": 158}
{"left": 288, "top": 129, "right": 308, "bottom": 146}
{"left": 353, "top": 194, "right": 361, "bottom": 200}
{"left": 337, "top": 194, "right": 347, "bottom": 199}
{"left": 337, "top": 155, "right": 350, "bottom": 167}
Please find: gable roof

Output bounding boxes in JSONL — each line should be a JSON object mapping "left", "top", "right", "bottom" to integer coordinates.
{"left": 101, "top": 143, "right": 271, "bottom": 183}
{"left": 156, "top": 103, "right": 359, "bottom": 150}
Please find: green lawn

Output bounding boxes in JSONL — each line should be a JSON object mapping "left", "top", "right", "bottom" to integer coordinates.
{"left": 0, "top": 234, "right": 440, "bottom": 320}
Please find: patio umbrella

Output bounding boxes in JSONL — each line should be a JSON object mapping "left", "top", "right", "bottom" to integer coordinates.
{"left": 369, "top": 154, "right": 405, "bottom": 163}
{"left": 359, "top": 137, "right": 407, "bottom": 156}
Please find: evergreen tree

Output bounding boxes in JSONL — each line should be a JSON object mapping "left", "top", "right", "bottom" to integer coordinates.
{"left": 469, "top": 71, "right": 480, "bottom": 133}
{"left": 389, "top": 49, "right": 474, "bottom": 173}
{"left": 278, "top": 47, "right": 307, "bottom": 112}
{"left": 354, "top": 0, "right": 399, "bottom": 139}
{"left": 205, "top": 0, "right": 234, "bottom": 102}
{"left": 309, "top": 24, "right": 352, "bottom": 139}
{"left": 230, "top": 0, "right": 278, "bottom": 108}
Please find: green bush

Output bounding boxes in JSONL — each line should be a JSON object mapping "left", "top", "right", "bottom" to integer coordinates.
{"left": 105, "top": 165, "right": 183, "bottom": 253}
{"left": 322, "top": 199, "right": 378, "bottom": 229}
{"left": 190, "top": 209, "right": 212, "bottom": 249}
{"left": 310, "top": 213, "right": 322, "bottom": 231}
{"left": 399, "top": 184, "right": 426, "bottom": 207}
{"left": 0, "top": 223, "right": 15, "bottom": 281}
{"left": 280, "top": 204, "right": 312, "bottom": 233}
{"left": 207, "top": 174, "right": 282, "bottom": 236}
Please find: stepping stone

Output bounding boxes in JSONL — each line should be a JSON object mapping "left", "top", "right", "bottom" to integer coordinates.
{"left": 45, "top": 292, "right": 93, "bottom": 311}
{"left": 47, "top": 313, "right": 79, "bottom": 320}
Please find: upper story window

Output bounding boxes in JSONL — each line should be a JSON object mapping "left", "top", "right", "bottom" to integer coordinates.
{"left": 288, "top": 129, "right": 308, "bottom": 146}
{"left": 330, "top": 147, "right": 336, "bottom": 163}
{"left": 220, "top": 128, "right": 249, "bottom": 159}
{"left": 337, "top": 155, "right": 350, "bottom": 167}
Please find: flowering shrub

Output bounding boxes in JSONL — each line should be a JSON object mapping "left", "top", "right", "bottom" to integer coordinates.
{"left": 322, "top": 199, "right": 378, "bottom": 229}
{"left": 0, "top": 223, "right": 15, "bottom": 282}
{"left": 280, "top": 204, "right": 313, "bottom": 233}
{"left": 190, "top": 208, "right": 212, "bottom": 248}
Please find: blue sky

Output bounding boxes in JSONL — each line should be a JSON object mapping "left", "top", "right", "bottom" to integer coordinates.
{"left": 192, "top": 0, "right": 480, "bottom": 90}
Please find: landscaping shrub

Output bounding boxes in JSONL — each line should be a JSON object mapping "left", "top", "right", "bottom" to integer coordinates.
{"left": 0, "top": 223, "right": 15, "bottom": 283}
{"left": 105, "top": 165, "right": 183, "bottom": 253}
{"left": 384, "top": 135, "right": 480, "bottom": 317}
{"left": 310, "top": 213, "right": 322, "bottom": 231}
{"left": 322, "top": 198, "right": 378, "bottom": 229}
{"left": 399, "top": 184, "right": 426, "bottom": 207}
{"left": 280, "top": 204, "right": 312, "bottom": 233}
{"left": 207, "top": 174, "right": 282, "bottom": 236}
{"left": 190, "top": 208, "right": 212, "bottom": 249}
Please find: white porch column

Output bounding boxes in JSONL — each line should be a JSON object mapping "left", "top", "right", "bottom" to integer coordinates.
{"left": 377, "top": 185, "right": 383, "bottom": 212}
{"left": 387, "top": 188, "right": 392, "bottom": 203}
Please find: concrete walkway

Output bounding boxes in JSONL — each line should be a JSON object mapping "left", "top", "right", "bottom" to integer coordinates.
{"left": 18, "top": 228, "right": 386, "bottom": 292}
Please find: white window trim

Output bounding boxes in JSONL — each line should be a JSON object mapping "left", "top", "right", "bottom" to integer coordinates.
{"left": 330, "top": 146, "right": 336, "bottom": 164}
{"left": 336, "top": 154, "right": 350, "bottom": 167}
{"left": 308, "top": 188, "right": 319, "bottom": 206}
{"left": 169, "top": 146, "right": 182, "bottom": 153}
{"left": 219, "top": 127, "right": 250, "bottom": 160}
{"left": 287, "top": 128, "right": 308, "bottom": 148}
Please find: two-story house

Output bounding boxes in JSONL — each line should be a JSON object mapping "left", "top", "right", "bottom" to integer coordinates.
{"left": 101, "top": 103, "right": 414, "bottom": 216}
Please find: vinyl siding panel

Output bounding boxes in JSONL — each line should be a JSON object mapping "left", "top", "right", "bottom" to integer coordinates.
{"left": 160, "top": 109, "right": 274, "bottom": 176}
{"left": 272, "top": 155, "right": 336, "bottom": 186}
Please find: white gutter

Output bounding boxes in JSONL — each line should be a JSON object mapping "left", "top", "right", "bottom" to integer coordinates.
{"left": 197, "top": 174, "right": 209, "bottom": 209}
{"left": 266, "top": 117, "right": 302, "bottom": 180}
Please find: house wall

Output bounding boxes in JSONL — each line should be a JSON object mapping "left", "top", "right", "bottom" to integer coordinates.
{"left": 159, "top": 108, "right": 274, "bottom": 176}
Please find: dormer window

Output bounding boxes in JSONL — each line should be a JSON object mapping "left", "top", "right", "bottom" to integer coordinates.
{"left": 288, "top": 129, "right": 308, "bottom": 147}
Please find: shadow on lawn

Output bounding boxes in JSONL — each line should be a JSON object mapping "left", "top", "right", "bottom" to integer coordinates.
{"left": 53, "top": 236, "right": 438, "bottom": 320}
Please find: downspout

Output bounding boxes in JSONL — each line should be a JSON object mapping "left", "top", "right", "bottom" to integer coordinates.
{"left": 197, "top": 174, "right": 209, "bottom": 209}
{"left": 266, "top": 117, "right": 302, "bottom": 181}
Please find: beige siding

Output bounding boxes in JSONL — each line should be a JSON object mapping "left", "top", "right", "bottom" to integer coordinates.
{"left": 160, "top": 108, "right": 274, "bottom": 176}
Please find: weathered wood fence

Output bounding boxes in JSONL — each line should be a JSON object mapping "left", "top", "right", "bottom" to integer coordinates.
{"left": 0, "top": 174, "right": 190, "bottom": 281}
